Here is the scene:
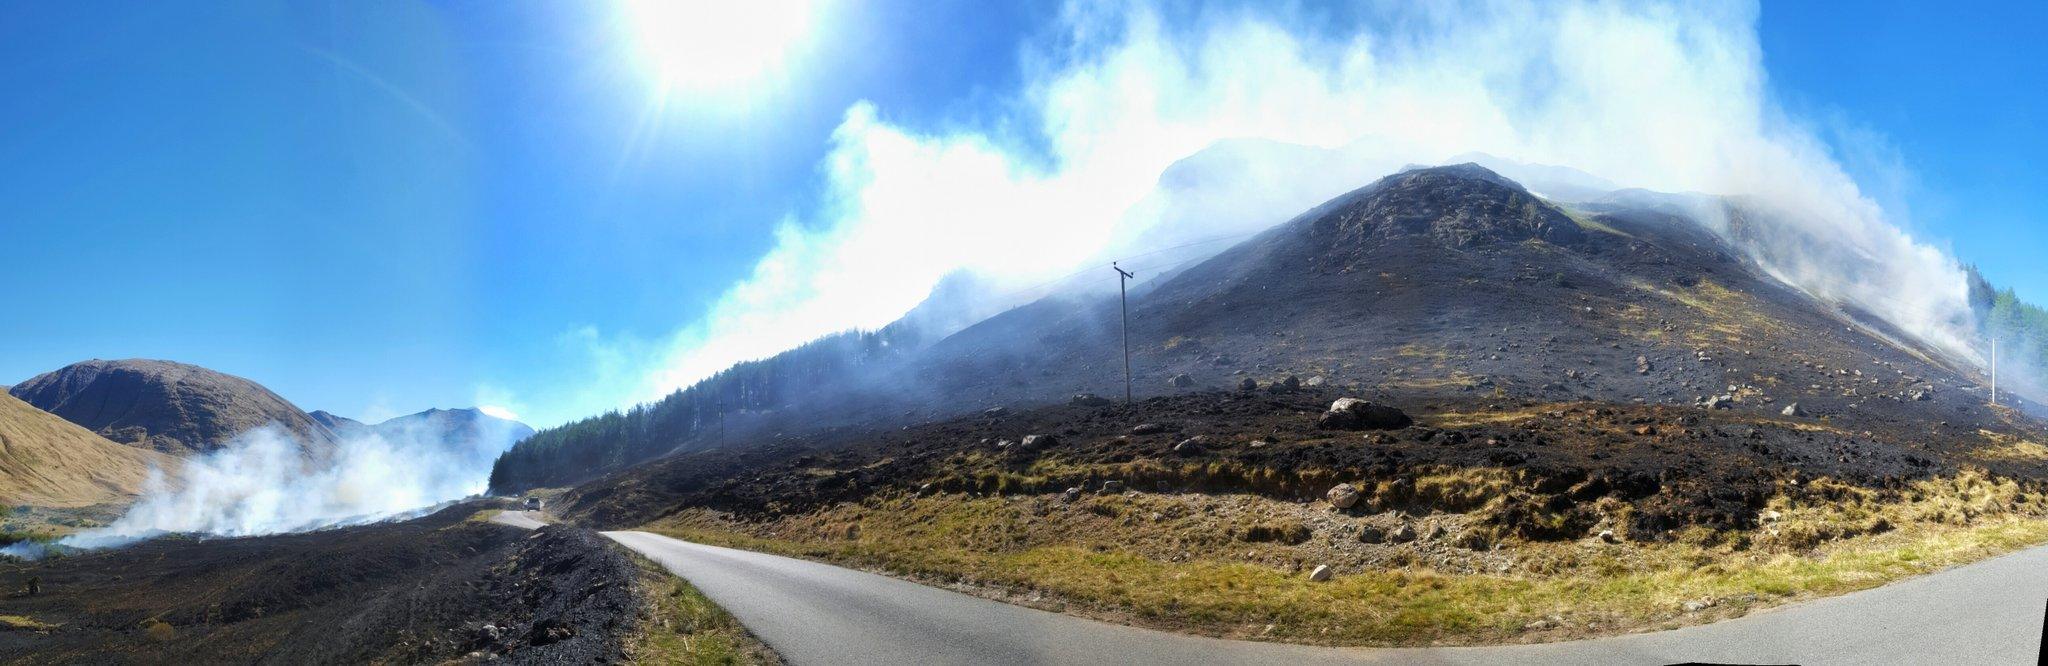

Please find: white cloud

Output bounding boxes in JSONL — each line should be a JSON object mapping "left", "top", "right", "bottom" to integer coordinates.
{"left": 613, "top": 0, "right": 1982, "bottom": 404}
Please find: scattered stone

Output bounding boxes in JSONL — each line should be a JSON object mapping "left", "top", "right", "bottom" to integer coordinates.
{"left": 1308, "top": 564, "right": 1334, "bottom": 582}
{"left": 1318, "top": 398, "right": 1413, "bottom": 430}
{"left": 1239, "top": 377, "right": 1259, "bottom": 392}
{"left": 1596, "top": 529, "right": 1618, "bottom": 543}
{"left": 1325, "top": 483, "right": 1361, "bottom": 509}
{"left": 1169, "top": 373, "right": 1196, "bottom": 388}
{"left": 1525, "top": 619, "right": 1556, "bottom": 630}
{"left": 1705, "top": 395, "right": 1734, "bottom": 410}
{"left": 1131, "top": 423, "right": 1167, "bottom": 435}
{"left": 1781, "top": 402, "right": 1806, "bottom": 417}
{"left": 1173, "top": 437, "right": 1207, "bottom": 455}
{"left": 1681, "top": 599, "right": 1713, "bottom": 613}
{"left": 1357, "top": 525, "right": 1386, "bottom": 543}
{"left": 1631, "top": 425, "right": 1656, "bottom": 436}
{"left": 1062, "top": 487, "right": 1082, "bottom": 502}
{"left": 1636, "top": 355, "right": 1653, "bottom": 375}
{"left": 1101, "top": 480, "right": 1126, "bottom": 494}
{"left": 1247, "top": 440, "right": 1269, "bottom": 449}
{"left": 1019, "top": 434, "right": 1058, "bottom": 449}
{"left": 982, "top": 406, "right": 1008, "bottom": 417}
{"left": 995, "top": 439, "right": 1015, "bottom": 449}
{"left": 1910, "top": 389, "right": 1932, "bottom": 402}
{"left": 1304, "top": 376, "right": 1327, "bottom": 387}
{"left": 1389, "top": 524, "right": 1418, "bottom": 543}
{"left": 917, "top": 483, "right": 934, "bottom": 496}
{"left": 1281, "top": 375, "right": 1302, "bottom": 392}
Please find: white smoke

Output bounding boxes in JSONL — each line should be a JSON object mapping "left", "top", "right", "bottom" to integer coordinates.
{"left": 4, "top": 416, "right": 523, "bottom": 557}
{"left": 604, "top": 0, "right": 1981, "bottom": 400}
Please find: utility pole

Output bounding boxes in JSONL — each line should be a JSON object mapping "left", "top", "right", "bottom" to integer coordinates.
{"left": 1114, "top": 262, "right": 1135, "bottom": 406}
{"left": 1992, "top": 337, "right": 1999, "bottom": 407}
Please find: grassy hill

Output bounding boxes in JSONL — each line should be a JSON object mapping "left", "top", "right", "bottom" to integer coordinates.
{"left": 0, "top": 393, "right": 178, "bottom": 509}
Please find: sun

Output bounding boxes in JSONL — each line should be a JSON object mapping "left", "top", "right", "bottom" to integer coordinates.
{"left": 619, "top": 0, "right": 826, "bottom": 93}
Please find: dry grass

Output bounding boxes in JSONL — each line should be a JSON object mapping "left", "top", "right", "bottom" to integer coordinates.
{"left": 626, "top": 555, "right": 781, "bottom": 665}
{"left": 0, "top": 614, "right": 59, "bottom": 631}
{"left": 1971, "top": 430, "right": 2048, "bottom": 462}
{"left": 643, "top": 468, "right": 2048, "bottom": 647}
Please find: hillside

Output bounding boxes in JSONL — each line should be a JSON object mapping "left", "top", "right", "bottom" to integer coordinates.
{"left": 9, "top": 359, "right": 338, "bottom": 458}
{"left": 493, "top": 163, "right": 2008, "bottom": 492}
{"left": 0, "top": 393, "right": 179, "bottom": 508}
{"left": 522, "top": 164, "right": 2048, "bottom": 645}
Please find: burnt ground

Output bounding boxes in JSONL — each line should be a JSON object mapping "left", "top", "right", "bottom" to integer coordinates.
{"left": 565, "top": 384, "right": 2048, "bottom": 548}
{"left": 0, "top": 503, "right": 641, "bottom": 665}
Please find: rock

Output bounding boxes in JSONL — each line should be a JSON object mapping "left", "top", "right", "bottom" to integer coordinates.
{"left": 1357, "top": 525, "right": 1386, "bottom": 543}
{"left": 1910, "top": 389, "right": 1932, "bottom": 402}
{"left": 1169, "top": 373, "right": 1196, "bottom": 388}
{"left": 1062, "top": 487, "right": 1082, "bottom": 502}
{"left": 1247, "top": 439, "right": 1269, "bottom": 449}
{"left": 1389, "top": 524, "right": 1418, "bottom": 543}
{"left": 1636, "top": 355, "right": 1652, "bottom": 375}
{"left": 1781, "top": 402, "right": 1805, "bottom": 417}
{"left": 1596, "top": 529, "right": 1618, "bottom": 543}
{"left": 1631, "top": 425, "right": 1656, "bottom": 436}
{"left": 1325, "top": 483, "right": 1361, "bottom": 509}
{"left": 1705, "top": 395, "right": 1734, "bottom": 409}
{"left": 1308, "top": 564, "right": 1334, "bottom": 582}
{"left": 1281, "top": 375, "right": 1302, "bottom": 392}
{"left": 1019, "top": 434, "right": 1058, "bottom": 449}
{"left": 1100, "top": 480, "right": 1125, "bottom": 494}
{"left": 1305, "top": 376, "right": 1327, "bottom": 387}
{"left": 1239, "top": 377, "right": 1259, "bottom": 392}
{"left": 1525, "top": 619, "right": 1556, "bottom": 630}
{"left": 983, "top": 406, "right": 1008, "bottom": 417}
{"left": 995, "top": 439, "right": 1015, "bottom": 449}
{"left": 1173, "top": 437, "right": 1207, "bottom": 455}
{"left": 917, "top": 483, "right": 934, "bottom": 496}
{"left": 1681, "top": 599, "right": 1711, "bottom": 613}
{"left": 1318, "top": 398, "right": 1413, "bottom": 431}
{"left": 1131, "top": 423, "right": 1167, "bottom": 435}
{"left": 1069, "top": 393, "right": 1113, "bottom": 407}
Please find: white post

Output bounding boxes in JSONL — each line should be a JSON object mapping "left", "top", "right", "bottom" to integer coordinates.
{"left": 1991, "top": 338, "right": 1998, "bottom": 407}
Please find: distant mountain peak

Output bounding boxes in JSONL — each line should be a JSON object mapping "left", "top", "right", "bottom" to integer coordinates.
{"left": 1303, "top": 163, "right": 1582, "bottom": 254}
{"left": 9, "top": 358, "right": 337, "bottom": 457}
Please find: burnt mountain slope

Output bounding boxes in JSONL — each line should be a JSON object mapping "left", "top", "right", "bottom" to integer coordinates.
{"left": 494, "top": 164, "right": 2010, "bottom": 492}
{"left": 9, "top": 359, "right": 337, "bottom": 458}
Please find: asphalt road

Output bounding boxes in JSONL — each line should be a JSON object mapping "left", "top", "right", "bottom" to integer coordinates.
{"left": 494, "top": 512, "right": 2048, "bottom": 664}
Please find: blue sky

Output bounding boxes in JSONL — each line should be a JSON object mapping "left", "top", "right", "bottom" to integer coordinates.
{"left": 2, "top": 1, "right": 2041, "bottom": 427}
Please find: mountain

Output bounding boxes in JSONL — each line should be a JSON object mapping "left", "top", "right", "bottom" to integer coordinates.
{"left": 308, "top": 410, "right": 371, "bottom": 438}
{"left": 9, "top": 359, "right": 338, "bottom": 458}
{"left": 491, "top": 164, "right": 2006, "bottom": 493}
{"left": 0, "top": 393, "right": 179, "bottom": 508}
{"left": 371, "top": 408, "right": 534, "bottom": 451}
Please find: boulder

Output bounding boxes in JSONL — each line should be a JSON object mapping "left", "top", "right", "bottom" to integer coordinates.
{"left": 1019, "top": 434, "right": 1058, "bottom": 449}
{"left": 983, "top": 406, "right": 1008, "bottom": 417}
{"left": 1705, "top": 395, "right": 1734, "bottom": 410}
{"left": 1388, "top": 523, "right": 1418, "bottom": 543}
{"left": 1781, "top": 402, "right": 1805, "bottom": 417}
{"left": 1305, "top": 376, "right": 1327, "bottom": 387}
{"left": 1172, "top": 437, "right": 1207, "bottom": 455}
{"left": 1318, "top": 398, "right": 1412, "bottom": 430}
{"left": 1280, "top": 375, "right": 1302, "bottom": 392}
{"left": 1130, "top": 423, "right": 1168, "bottom": 435}
{"left": 1239, "top": 378, "right": 1259, "bottom": 392}
{"left": 1062, "top": 487, "right": 1082, "bottom": 502}
{"left": 1325, "top": 483, "right": 1361, "bottom": 509}
{"left": 1308, "top": 564, "right": 1334, "bottom": 582}
{"left": 1100, "top": 480, "right": 1125, "bottom": 494}
{"left": 1169, "top": 373, "right": 1196, "bottom": 388}
{"left": 1069, "top": 393, "right": 1113, "bottom": 407}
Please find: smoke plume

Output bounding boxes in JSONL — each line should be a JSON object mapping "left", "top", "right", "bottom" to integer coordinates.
{"left": 4, "top": 416, "right": 524, "bottom": 557}
{"left": 597, "top": 0, "right": 1988, "bottom": 405}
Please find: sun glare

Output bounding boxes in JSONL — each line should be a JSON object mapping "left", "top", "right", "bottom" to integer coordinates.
{"left": 620, "top": 0, "right": 823, "bottom": 92}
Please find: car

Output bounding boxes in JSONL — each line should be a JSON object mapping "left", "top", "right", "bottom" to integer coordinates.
{"left": 522, "top": 497, "right": 543, "bottom": 511}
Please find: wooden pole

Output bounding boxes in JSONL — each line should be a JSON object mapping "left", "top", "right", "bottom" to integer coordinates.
{"left": 1114, "top": 262, "right": 1135, "bottom": 406}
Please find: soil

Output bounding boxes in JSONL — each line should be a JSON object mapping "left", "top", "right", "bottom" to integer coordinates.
{"left": 0, "top": 502, "right": 642, "bottom": 665}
